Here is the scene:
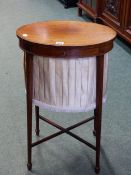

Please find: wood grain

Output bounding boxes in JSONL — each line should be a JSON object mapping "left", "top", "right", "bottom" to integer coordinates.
{"left": 16, "top": 21, "right": 116, "bottom": 47}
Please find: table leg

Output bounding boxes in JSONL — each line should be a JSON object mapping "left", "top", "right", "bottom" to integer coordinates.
{"left": 25, "top": 52, "right": 33, "bottom": 170}
{"left": 95, "top": 55, "right": 104, "bottom": 174}
{"left": 35, "top": 106, "right": 40, "bottom": 136}
{"left": 93, "top": 109, "right": 96, "bottom": 136}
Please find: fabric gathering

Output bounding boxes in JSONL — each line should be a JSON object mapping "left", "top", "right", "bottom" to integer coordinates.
{"left": 30, "top": 54, "right": 108, "bottom": 112}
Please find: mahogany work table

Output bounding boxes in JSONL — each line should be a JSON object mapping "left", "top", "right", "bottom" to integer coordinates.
{"left": 16, "top": 21, "right": 116, "bottom": 173}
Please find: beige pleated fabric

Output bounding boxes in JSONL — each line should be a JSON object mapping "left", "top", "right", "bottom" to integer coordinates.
{"left": 32, "top": 54, "right": 108, "bottom": 112}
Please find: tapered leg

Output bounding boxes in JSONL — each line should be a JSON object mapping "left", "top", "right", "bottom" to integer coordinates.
{"left": 35, "top": 106, "right": 40, "bottom": 136}
{"left": 78, "top": 8, "right": 82, "bottom": 16}
{"left": 93, "top": 109, "right": 96, "bottom": 136}
{"left": 95, "top": 55, "right": 104, "bottom": 174}
{"left": 25, "top": 52, "right": 33, "bottom": 170}
{"left": 64, "top": 0, "right": 68, "bottom": 8}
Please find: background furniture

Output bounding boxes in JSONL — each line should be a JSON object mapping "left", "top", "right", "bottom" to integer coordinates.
{"left": 16, "top": 21, "right": 116, "bottom": 173}
{"left": 78, "top": 0, "right": 131, "bottom": 43}
{"left": 59, "top": 0, "right": 78, "bottom": 8}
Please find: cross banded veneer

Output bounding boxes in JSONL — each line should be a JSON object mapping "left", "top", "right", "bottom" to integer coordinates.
{"left": 16, "top": 20, "right": 116, "bottom": 173}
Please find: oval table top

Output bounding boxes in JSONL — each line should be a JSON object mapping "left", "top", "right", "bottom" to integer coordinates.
{"left": 16, "top": 20, "right": 116, "bottom": 47}
{"left": 16, "top": 20, "right": 116, "bottom": 58}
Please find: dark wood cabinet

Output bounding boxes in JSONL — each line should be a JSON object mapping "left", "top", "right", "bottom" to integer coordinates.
{"left": 77, "top": 0, "right": 131, "bottom": 43}
{"left": 78, "top": 0, "right": 98, "bottom": 19}
{"left": 101, "top": 0, "right": 123, "bottom": 29}
{"left": 59, "top": 0, "right": 78, "bottom": 8}
{"left": 123, "top": 0, "right": 131, "bottom": 41}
